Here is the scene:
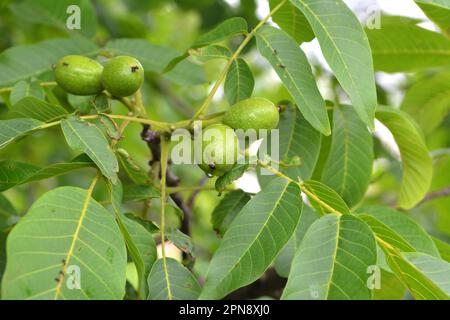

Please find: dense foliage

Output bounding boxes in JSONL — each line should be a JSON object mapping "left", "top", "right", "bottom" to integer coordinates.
{"left": 0, "top": 0, "right": 449, "bottom": 300}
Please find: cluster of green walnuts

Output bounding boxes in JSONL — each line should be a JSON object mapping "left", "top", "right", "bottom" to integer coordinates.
{"left": 53, "top": 55, "right": 144, "bottom": 97}
{"left": 198, "top": 97, "right": 280, "bottom": 177}
{"left": 53, "top": 55, "right": 280, "bottom": 178}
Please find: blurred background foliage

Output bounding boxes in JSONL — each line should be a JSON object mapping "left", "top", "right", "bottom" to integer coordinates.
{"left": 0, "top": 0, "right": 449, "bottom": 291}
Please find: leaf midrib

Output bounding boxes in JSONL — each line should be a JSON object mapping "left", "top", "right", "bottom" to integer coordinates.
{"left": 53, "top": 178, "right": 97, "bottom": 299}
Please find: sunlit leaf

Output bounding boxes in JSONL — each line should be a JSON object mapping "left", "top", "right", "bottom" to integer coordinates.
{"left": 289, "top": 0, "right": 377, "bottom": 128}
{"left": 415, "top": 0, "right": 450, "bottom": 34}
{"left": 401, "top": 70, "right": 450, "bottom": 135}
{"left": 433, "top": 237, "right": 450, "bottom": 263}
{"left": 367, "top": 23, "right": 450, "bottom": 72}
{"left": 376, "top": 107, "right": 433, "bottom": 209}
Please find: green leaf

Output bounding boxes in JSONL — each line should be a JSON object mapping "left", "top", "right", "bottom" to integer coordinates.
{"left": 269, "top": 0, "right": 315, "bottom": 43}
{"left": 381, "top": 248, "right": 450, "bottom": 299}
{"left": 9, "top": 80, "right": 43, "bottom": 105}
{"left": 433, "top": 237, "right": 450, "bottom": 263}
{"left": 367, "top": 23, "right": 450, "bottom": 72}
{"left": 91, "top": 93, "right": 111, "bottom": 113}
{"left": 147, "top": 258, "right": 201, "bottom": 300}
{"left": 258, "top": 102, "right": 322, "bottom": 187}
{"left": 0, "top": 232, "right": 6, "bottom": 287}
{"left": 106, "top": 180, "right": 156, "bottom": 298}
{"left": 122, "top": 185, "right": 160, "bottom": 202}
{"left": 358, "top": 206, "right": 440, "bottom": 257}
{"left": 376, "top": 107, "right": 433, "bottom": 209}
{"left": 200, "top": 178, "right": 303, "bottom": 299}
{"left": 282, "top": 214, "right": 377, "bottom": 300}
{"left": 415, "top": 0, "right": 450, "bottom": 34}
{"left": 0, "top": 159, "right": 92, "bottom": 192}
{"left": 274, "top": 205, "right": 319, "bottom": 277}
{"left": 105, "top": 39, "right": 205, "bottom": 85}
{"left": 289, "top": 0, "right": 377, "bottom": 128}
{"left": 0, "top": 194, "right": 18, "bottom": 232}
{"left": 116, "top": 148, "right": 150, "bottom": 185}
{"left": 61, "top": 116, "right": 119, "bottom": 182}
{"left": 166, "top": 228, "right": 194, "bottom": 257}
{"left": 10, "top": 0, "right": 97, "bottom": 37}
{"left": 215, "top": 163, "right": 249, "bottom": 193}
{"left": 0, "top": 160, "right": 40, "bottom": 192}
{"left": 256, "top": 26, "right": 330, "bottom": 135}
{"left": 224, "top": 58, "right": 254, "bottom": 105}
{"left": 401, "top": 70, "right": 450, "bottom": 135}
{"left": 1, "top": 186, "right": 127, "bottom": 299}
{"left": 124, "top": 213, "right": 159, "bottom": 234}
{"left": 0, "top": 118, "right": 43, "bottom": 150}
{"left": 373, "top": 269, "right": 406, "bottom": 300}
{"left": 120, "top": 185, "right": 181, "bottom": 219}
{"left": 321, "top": 105, "right": 373, "bottom": 207}
{"left": 0, "top": 38, "right": 98, "bottom": 86}
{"left": 193, "top": 17, "right": 247, "bottom": 48}
{"left": 10, "top": 97, "right": 68, "bottom": 122}
{"left": 302, "top": 180, "right": 351, "bottom": 215}
{"left": 122, "top": 215, "right": 157, "bottom": 297}
{"left": 97, "top": 114, "right": 121, "bottom": 140}
{"left": 211, "top": 189, "right": 251, "bottom": 236}
{"left": 189, "top": 45, "right": 231, "bottom": 62}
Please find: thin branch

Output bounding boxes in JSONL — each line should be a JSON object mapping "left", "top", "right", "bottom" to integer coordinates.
{"left": 159, "top": 134, "right": 173, "bottom": 300}
{"left": 418, "top": 186, "right": 450, "bottom": 207}
{"left": 190, "top": 0, "right": 288, "bottom": 121}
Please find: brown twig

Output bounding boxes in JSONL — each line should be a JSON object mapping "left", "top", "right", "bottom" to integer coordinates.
{"left": 417, "top": 185, "right": 450, "bottom": 207}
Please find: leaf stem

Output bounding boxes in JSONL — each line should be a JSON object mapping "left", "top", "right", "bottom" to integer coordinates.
{"left": 167, "top": 185, "right": 234, "bottom": 194}
{"left": 159, "top": 134, "right": 173, "bottom": 300}
{"left": 257, "top": 159, "right": 342, "bottom": 215}
{"left": 134, "top": 89, "right": 147, "bottom": 117}
{"left": 0, "top": 81, "right": 57, "bottom": 93}
{"left": 190, "top": 0, "right": 287, "bottom": 120}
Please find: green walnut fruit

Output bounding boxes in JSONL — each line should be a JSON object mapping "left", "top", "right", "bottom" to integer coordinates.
{"left": 102, "top": 56, "right": 144, "bottom": 97}
{"left": 196, "top": 124, "right": 239, "bottom": 177}
{"left": 222, "top": 97, "right": 279, "bottom": 131}
{"left": 53, "top": 55, "right": 104, "bottom": 95}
